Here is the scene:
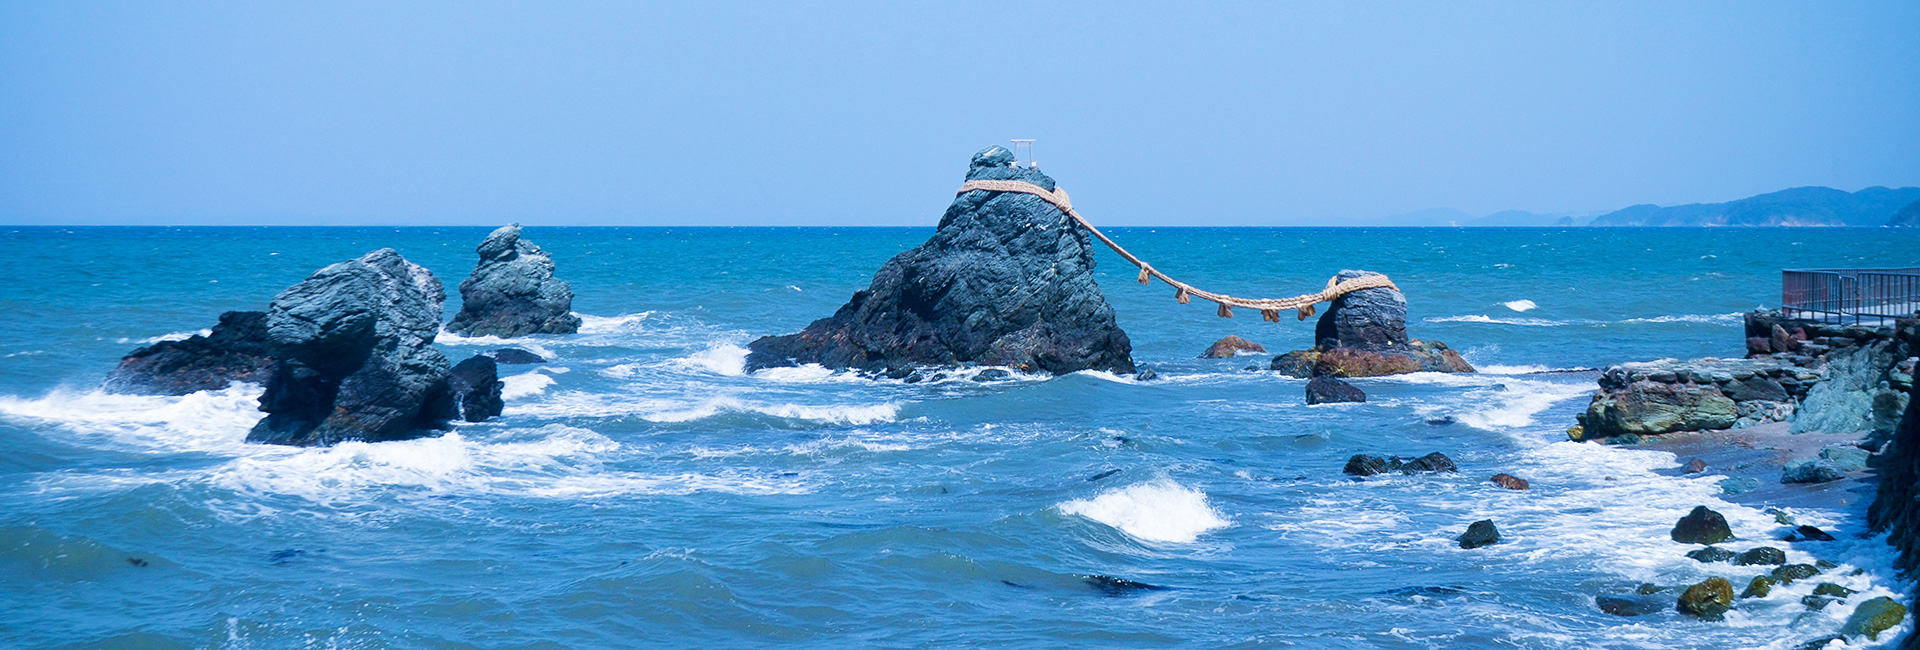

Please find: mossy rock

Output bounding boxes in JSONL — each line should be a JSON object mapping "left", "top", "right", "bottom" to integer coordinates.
{"left": 1770, "top": 563, "right": 1820, "bottom": 584}
{"left": 1676, "top": 577, "right": 1735, "bottom": 621}
{"left": 1811, "top": 582, "right": 1853, "bottom": 598}
{"left": 1839, "top": 596, "right": 1907, "bottom": 640}
{"left": 1740, "top": 575, "right": 1774, "bottom": 599}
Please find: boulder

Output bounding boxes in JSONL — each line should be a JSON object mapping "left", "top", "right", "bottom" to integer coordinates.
{"left": 1343, "top": 454, "right": 1400, "bottom": 476}
{"left": 745, "top": 146, "right": 1133, "bottom": 376}
{"left": 1489, "top": 473, "right": 1530, "bottom": 490}
{"left": 1740, "top": 576, "right": 1774, "bottom": 599}
{"left": 103, "top": 311, "right": 276, "bottom": 395}
{"left": 1812, "top": 583, "right": 1854, "bottom": 598}
{"left": 1457, "top": 520, "right": 1499, "bottom": 549}
{"left": 1819, "top": 446, "right": 1870, "bottom": 472}
{"left": 447, "top": 355, "right": 504, "bottom": 422}
{"left": 489, "top": 348, "right": 547, "bottom": 364}
{"left": 1782, "top": 460, "right": 1845, "bottom": 484}
{"left": 1676, "top": 577, "right": 1734, "bottom": 620}
{"left": 1733, "top": 546, "right": 1786, "bottom": 566}
{"left": 1771, "top": 564, "right": 1821, "bottom": 584}
{"left": 1200, "top": 335, "right": 1265, "bottom": 358}
{"left": 1840, "top": 596, "right": 1907, "bottom": 640}
{"left": 1685, "top": 546, "right": 1736, "bottom": 563}
{"left": 1305, "top": 376, "right": 1366, "bottom": 404}
{"left": 1671, "top": 506, "right": 1734, "bottom": 544}
{"left": 1400, "top": 452, "right": 1458, "bottom": 473}
{"left": 246, "top": 249, "right": 458, "bottom": 447}
{"left": 445, "top": 224, "right": 582, "bottom": 338}
{"left": 1579, "top": 379, "right": 1737, "bottom": 439}
{"left": 1784, "top": 525, "right": 1836, "bottom": 542}
{"left": 1268, "top": 269, "right": 1473, "bottom": 378}
{"left": 1684, "top": 458, "right": 1708, "bottom": 473}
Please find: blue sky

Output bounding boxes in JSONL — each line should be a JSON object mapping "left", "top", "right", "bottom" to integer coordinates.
{"left": 2, "top": 1, "right": 1916, "bottom": 226}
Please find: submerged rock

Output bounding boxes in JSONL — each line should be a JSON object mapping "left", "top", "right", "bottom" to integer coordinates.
{"left": 1400, "top": 452, "right": 1458, "bottom": 473}
{"left": 1269, "top": 270, "right": 1473, "bottom": 378}
{"left": 103, "top": 311, "right": 276, "bottom": 395}
{"left": 1784, "top": 525, "right": 1837, "bottom": 542}
{"left": 1082, "top": 574, "right": 1169, "bottom": 597}
{"left": 1685, "top": 546, "right": 1736, "bottom": 563}
{"left": 246, "top": 249, "right": 458, "bottom": 447}
{"left": 1457, "top": 520, "right": 1500, "bottom": 549}
{"left": 746, "top": 146, "right": 1133, "bottom": 376}
{"left": 489, "top": 348, "right": 547, "bottom": 364}
{"left": 1596, "top": 594, "right": 1668, "bottom": 617}
{"left": 1200, "top": 335, "right": 1265, "bottom": 358}
{"left": 1733, "top": 546, "right": 1787, "bottom": 566}
{"left": 1489, "top": 473, "right": 1530, "bottom": 490}
{"left": 1671, "top": 506, "right": 1734, "bottom": 545}
{"left": 1343, "top": 454, "right": 1400, "bottom": 476}
{"left": 1771, "top": 564, "right": 1821, "bottom": 584}
{"left": 1305, "top": 376, "right": 1366, "bottom": 404}
{"left": 448, "top": 355, "right": 504, "bottom": 422}
{"left": 1676, "top": 576, "right": 1734, "bottom": 620}
{"left": 445, "top": 224, "right": 582, "bottom": 338}
{"left": 1740, "top": 576, "right": 1774, "bottom": 599}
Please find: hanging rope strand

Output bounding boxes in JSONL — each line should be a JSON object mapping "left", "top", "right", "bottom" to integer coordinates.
{"left": 956, "top": 179, "right": 1398, "bottom": 320}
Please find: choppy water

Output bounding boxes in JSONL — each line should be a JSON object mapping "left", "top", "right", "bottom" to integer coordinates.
{"left": 1, "top": 226, "right": 1914, "bottom": 649}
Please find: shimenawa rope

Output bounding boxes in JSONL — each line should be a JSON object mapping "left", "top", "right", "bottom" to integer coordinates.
{"left": 956, "top": 179, "right": 1398, "bottom": 322}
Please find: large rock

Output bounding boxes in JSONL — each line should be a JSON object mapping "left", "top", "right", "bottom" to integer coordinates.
{"left": 744, "top": 146, "right": 1133, "bottom": 376}
{"left": 246, "top": 249, "right": 459, "bottom": 447}
{"left": 1840, "top": 596, "right": 1907, "bottom": 640}
{"left": 445, "top": 224, "right": 582, "bottom": 338}
{"left": 1305, "top": 376, "right": 1366, "bottom": 404}
{"left": 1671, "top": 506, "right": 1734, "bottom": 544}
{"left": 103, "top": 311, "right": 276, "bottom": 395}
{"left": 447, "top": 355, "right": 504, "bottom": 422}
{"left": 1457, "top": 520, "right": 1500, "bottom": 549}
{"left": 1270, "top": 270, "right": 1473, "bottom": 378}
{"left": 1578, "top": 376, "right": 1738, "bottom": 439}
{"left": 1676, "top": 577, "right": 1734, "bottom": 621}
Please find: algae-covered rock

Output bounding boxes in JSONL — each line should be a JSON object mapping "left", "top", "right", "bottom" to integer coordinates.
{"left": 1686, "top": 546, "right": 1736, "bottom": 563}
{"left": 1840, "top": 596, "right": 1907, "bottom": 640}
{"left": 1671, "top": 506, "right": 1734, "bottom": 545}
{"left": 1741, "top": 575, "right": 1774, "bottom": 599}
{"left": 746, "top": 147, "right": 1133, "bottom": 376}
{"left": 1812, "top": 583, "right": 1854, "bottom": 598}
{"left": 1676, "top": 576, "right": 1735, "bottom": 620}
{"left": 1771, "top": 563, "right": 1821, "bottom": 584}
{"left": 1580, "top": 379, "right": 1737, "bottom": 438}
{"left": 1733, "top": 546, "right": 1786, "bottom": 566}
{"left": 1490, "top": 473, "right": 1530, "bottom": 490}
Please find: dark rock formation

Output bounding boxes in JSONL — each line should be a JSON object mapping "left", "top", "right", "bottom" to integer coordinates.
{"left": 246, "top": 249, "right": 458, "bottom": 447}
{"left": 1342, "top": 452, "right": 1457, "bottom": 476}
{"left": 1457, "top": 520, "right": 1499, "bottom": 549}
{"left": 1400, "top": 452, "right": 1458, "bottom": 473}
{"left": 1684, "top": 458, "right": 1708, "bottom": 473}
{"left": 1269, "top": 270, "right": 1474, "bottom": 378}
{"left": 1784, "top": 525, "right": 1836, "bottom": 542}
{"left": 1082, "top": 574, "right": 1169, "bottom": 597}
{"left": 445, "top": 224, "right": 581, "bottom": 338}
{"left": 1305, "top": 376, "right": 1366, "bottom": 404}
{"left": 1573, "top": 357, "right": 1813, "bottom": 440}
{"left": 1685, "top": 546, "right": 1735, "bottom": 563}
{"left": 103, "top": 311, "right": 276, "bottom": 395}
{"left": 1200, "top": 335, "right": 1265, "bottom": 358}
{"left": 1734, "top": 546, "right": 1786, "bottom": 566}
{"left": 1841, "top": 596, "right": 1907, "bottom": 640}
{"left": 489, "top": 348, "right": 547, "bottom": 364}
{"left": 1741, "top": 576, "right": 1774, "bottom": 599}
{"left": 448, "top": 355, "right": 504, "bottom": 422}
{"left": 1489, "top": 473, "right": 1529, "bottom": 490}
{"left": 745, "top": 146, "right": 1133, "bottom": 376}
{"left": 1771, "top": 564, "right": 1821, "bottom": 584}
{"left": 1782, "top": 459, "right": 1845, "bottom": 484}
{"left": 1596, "top": 594, "right": 1668, "bottom": 616}
{"left": 1671, "top": 506, "right": 1733, "bottom": 544}
{"left": 1676, "top": 577, "right": 1734, "bottom": 620}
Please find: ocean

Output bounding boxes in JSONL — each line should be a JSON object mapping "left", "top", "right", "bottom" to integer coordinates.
{"left": 0, "top": 226, "right": 1914, "bottom": 649}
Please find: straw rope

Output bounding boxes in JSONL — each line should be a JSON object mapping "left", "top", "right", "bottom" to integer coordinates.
{"left": 956, "top": 179, "right": 1398, "bottom": 321}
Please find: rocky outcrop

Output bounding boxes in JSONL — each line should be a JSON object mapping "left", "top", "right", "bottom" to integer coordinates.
{"left": 1343, "top": 452, "right": 1457, "bottom": 476}
{"left": 1573, "top": 357, "right": 1817, "bottom": 440}
{"left": 448, "top": 355, "right": 504, "bottom": 422}
{"left": 1270, "top": 270, "right": 1472, "bottom": 378}
{"left": 1676, "top": 577, "right": 1734, "bottom": 620}
{"left": 1457, "top": 520, "right": 1499, "bottom": 549}
{"left": 1200, "top": 335, "right": 1265, "bottom": 358}
{"left": 1671, "top": 506, "right": 1734, "bottom": 544}
{"left": 445, "top": 224, "right": 581, "bottom": 338}
{"left": 1490, "top": 473, "right": 1530, "bottom": 490}
{"left": 1305, "top": 376, "right": 1366, "bottom": 404}
{"left": 489, "top": 348, "right": 547, "bottom": 364}
{"left": 246, "top": 249, "right": 459, "bottom": 447}
{"left": 103, "top": 311, "right": 276, "bottom": 395}
{"left": 745, "top": 146, "right": 1133, "bottom": 376}
{"left": 1747, "top": 310, "right": 1916, "bottom": 442}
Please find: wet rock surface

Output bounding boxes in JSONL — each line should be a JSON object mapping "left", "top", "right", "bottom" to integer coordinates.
{"left": 448, "top": 355, "right": 504, "bottom": 422}
{"left": 489, "top": 348, "right": 547, "bottom": 364}
{"left": 445, "top": 224, "right": 582, "bottom": 338}
{"left": 246, "top": 249, "right": 458, "bottom": 447}
{"left": 1304, "top": 376, "right": 1366, "bottom": 404}
{"left": 1596, "top": 594, "right": 1668, "bottom": 616}
{"left": 103, "top": 311, "right": 276, "bottom": 395}
{"left": 1200, "top": 335, "right": 1265, "bottom": 358}
{"left": 1840, "top": 596, "right": 1907, "bottom": 640}
{"left": 1676, "top": 576, "right": 1734, "bottom": 620}
{"left": 1457, "top": 520, "right": 1499, "bottom": 549}
{"left": 1342, "top": 452, "right": 1458, "bottom": 477}
{"left": 746, "top": 147, "right": 1133, "bottom": 376}
{"left": 1269, "top": 270, "right": 1473, "bottom": 378}
{"left": 1671, "top": 506, "right": 1734, "bottom": 545}
{"left": 1489, "top": 473, "right": 1530, "bottom": 490}
{"left": 1574, "top": 357, "right": 1812, "bottom": 440}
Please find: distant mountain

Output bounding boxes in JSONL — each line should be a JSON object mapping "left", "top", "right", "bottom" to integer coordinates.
{"left": 1357, "top": 208, "right": 1584, "bottom": 227}
{"left": 1891, "top": 198, "right": 1920, "bottom": 227}
{"left": 1589, "top": 186, "right": 1920, "bottom": 227}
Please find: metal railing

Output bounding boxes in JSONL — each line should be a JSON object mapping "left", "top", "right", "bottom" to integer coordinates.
{"left": 1782, "top": 267, "right": 1920, "bottom": 324}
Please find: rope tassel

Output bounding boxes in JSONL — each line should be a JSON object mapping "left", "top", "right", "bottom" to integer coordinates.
{"left": 1175, "top": 287, "right": 1190, "bottom": 304}
{"left": 1137, "top": 265, "right": 1151, "bottom": 285}
{"left": 1297, "top": 304, "right": 1317, "bottom": 320}
{"left": 1217, "top": 302, "right": 1232, "bottom": 318}
{"left": 1261, "top": 309, "right": 1279, "bottom": 322}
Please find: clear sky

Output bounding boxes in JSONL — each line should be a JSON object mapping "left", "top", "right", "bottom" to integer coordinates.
{"left": 3, "top": 1, "right": 1916, "bottom": 226}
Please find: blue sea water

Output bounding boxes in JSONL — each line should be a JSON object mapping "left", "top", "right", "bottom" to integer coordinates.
{"left": 0, "top": 226, "right": 1914, "bottom": 649}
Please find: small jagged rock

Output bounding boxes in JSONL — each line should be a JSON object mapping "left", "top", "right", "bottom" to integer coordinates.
{"left": 1783, "top": 459, "right": 1845, "bottom": 484}
{"left": 1684, "top": 458, "right": 1708, "bottom": 474}
{"left": 973, "top": 368, "right": 1013, "bottom": 382}
{"left": 1676, "top": 576, "right": 1734, "bottom": 620}
{"left": 1671, "top": 506, "right": 1734, "bottom": 545}
{"left": 1685, "top": 546, "right": 1736, "bottom": 563}
{"left": 1490, "top": 473, "right": 1529, "bottom": 490}
{"left": 1812, "top": 582, "right": 1853, "bottom": 598}
{"left": 1400, "top": 452, "right": 1458, "bottom": 473}
{"left": 1457, "top": 520, "right": 1499, "bottom": 549}
{"left": 445, "top": 224, "right": 582, "bottom": 338}
{"left": 1134, "top": 367, "right": 1158, "bottom": 381}
{"left": 447, "top": 355, "right": 504, "bottom": 422}
{"left": 1082, "top": 574, "right": 1169, "bottom": 597}
{"left": 1305, "top": 376, "right": 1366, "bottom": 404}
{"left": 103, "top": 311, "right": 276, "bottom": 395}
{"left": 246, "top": 249, "right": 457, "bottom": 447}
{"left": 748, "top": 147, "right": 1132, "bottom": 377}
{"left": 1733, "top": 546, "right": 1786, "bottom": 566}
{"left": 1771, "top": 564, "right": 1821, "bottom": 584}
{"left": 1343, "top": 454, "right": 1400, "bottom": 476}
{"left": 1840, "top": 596, "right": 1907, "bottom": 640}
{"left": 1784, "top": 525, "right": 1836, "bottom": 542}
{"left": 489, "top": 348, "right": 547, "bottom": 364}
{"left": 1200, "top": 335, "right": 1265, "bottom": 358}
{"left": 1741, "top": 576, "right": 1774, "bottom": 599}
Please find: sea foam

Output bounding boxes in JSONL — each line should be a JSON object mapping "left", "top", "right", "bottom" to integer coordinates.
{"left": 1060, "top": 479, "right": 1230, "bottom": 544}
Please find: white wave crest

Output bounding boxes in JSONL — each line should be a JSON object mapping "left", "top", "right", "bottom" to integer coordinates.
{"left": 1060, "top": 479, "right": 1230, "bottom": 543}
{"left": 1502, "top": 299, "right": 1537, "bottom": 312}
{"left": 643, "top": 397, "right": 899, "bottom": 425}
{"left": 1427, "top": 315, "right": 1568, "bottom": 327}
{"left": 0, "top": 385, "right": 264, "bottom": 451}
{"left": 672, "top": 345, "right": 748, "bottom": 377}
{"left": 116, "top": 329, "right": 212, "bottom": 345}
{"left": 576, "top": 312, "right": 653, "bottom": 334}
{"left": 1451, "top": 379, "right": 1594, "bottom": 432}
{"left": 500, "top": 371, "right": 556, "bottom": 400}
{"left": 1620, "top": 313, "right": 1743, "bottom": 325}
